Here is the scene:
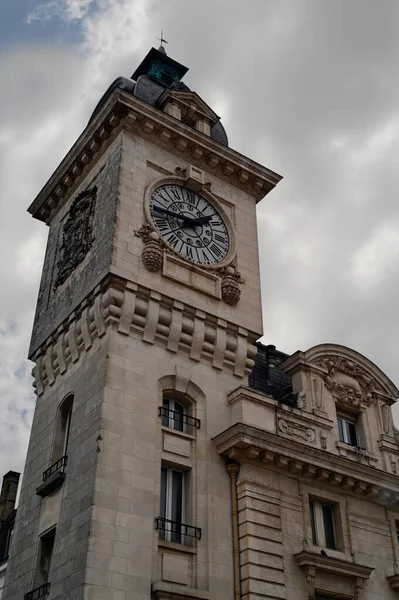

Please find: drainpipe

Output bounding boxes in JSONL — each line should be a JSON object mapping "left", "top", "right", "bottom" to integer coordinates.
{"left": 226, "top": 462, "right": 241, "bottom": 600}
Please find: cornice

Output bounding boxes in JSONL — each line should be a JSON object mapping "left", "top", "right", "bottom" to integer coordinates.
{"left": 31, "top": 275, "right": 259, "bottom": 396}
{"left": 28, "top": 89, "right": 282, "bottom": 223}
{"left": 294, "top": 550, "right": 374, "bottom": 580}
{"left": 213, "top": 422, "right": 399, "bottom": 503}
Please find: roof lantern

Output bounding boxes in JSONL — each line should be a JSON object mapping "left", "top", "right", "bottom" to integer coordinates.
{"left": 131, "top": 47, "right": 188, "bottom": 88}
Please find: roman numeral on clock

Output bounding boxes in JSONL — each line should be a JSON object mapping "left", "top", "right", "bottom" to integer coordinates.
{"left": 185, "top": 190, "right": 197, "bottom": 206}
{"left": 214, "top": 233, "right": 227, "bottom": 245}
{"left": 165, "top": 232, "right": 179, "bottom": 248}
{"left": 154, "top": 218, "right": 169, "bottom": 232}
{"left": 209, "top": 243, "right": 223, "bottom": 258}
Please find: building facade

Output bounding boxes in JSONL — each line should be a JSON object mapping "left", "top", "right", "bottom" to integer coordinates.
{"left": 3, "top": 46, "right": 399, "bottom": 600}
{"left": 0, "top": 472, "right": 19, "bottom": 599}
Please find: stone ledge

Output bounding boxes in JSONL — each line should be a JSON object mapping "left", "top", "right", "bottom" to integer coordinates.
{"left": 36, "top": 470, "right": 65, "bottom": 497}
{"left": 213, "top": 422, "right": 399, "bottom": 504}
{"left": 387, "top": 572, "right": 399, "bottom": 589}
{"left": 28, "top": 89, "right": 282, "bottom": 224}
{"left": 152, "top": 582, "right": 209, "bottom": 600}
{"left": 32, "top": 275, "right": 258, "bottom": 395}
{"left": 294, "top": 550, "right": 373, "bottom": 579}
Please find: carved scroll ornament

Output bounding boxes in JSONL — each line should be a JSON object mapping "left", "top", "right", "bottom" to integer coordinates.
{"left": 315, "top": 356, "right": 380, "bottom": 408}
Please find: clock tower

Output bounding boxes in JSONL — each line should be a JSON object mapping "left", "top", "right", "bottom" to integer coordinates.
{"left": 3, "top": 46, "right": 281, "bottom": 600}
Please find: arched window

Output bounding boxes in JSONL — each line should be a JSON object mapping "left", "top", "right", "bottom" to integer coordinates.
{"left": 162, "top": 397, "right": 186, "bottom": 432}
{"left": 160, "top": 395, "right": 200, "bottom": 433}
{"left": 52, "top": 394, "right": 73, "bottom": 464}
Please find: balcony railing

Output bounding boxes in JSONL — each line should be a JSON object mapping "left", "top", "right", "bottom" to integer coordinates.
{"left": 155, "top": 516, "right": 201, "bottom": 542}
{"left": 24, "top": 582, "right": 50, "bottom": 600}
{"left": 159, "top": 407, "right": 201, "bottom": 430}
{"left": 43, "top": 455, "right": 67, "bottom": 482}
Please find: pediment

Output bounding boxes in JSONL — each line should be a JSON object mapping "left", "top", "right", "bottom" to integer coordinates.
{"left": 280, "top": 343, "right": 398, "bottom": 404}
{"left": 157, "top": 89, "right": 220, "bottom": 125}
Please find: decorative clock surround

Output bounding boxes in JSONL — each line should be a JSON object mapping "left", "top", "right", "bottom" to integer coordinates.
{"left": 137, "top": 173, "right": 242, "bottom": 305}
{"left": 149, "top": 183, "right": 230, "bottom": 265}
{"left": 55, "top": 187, "right": 97, "bottom": 287}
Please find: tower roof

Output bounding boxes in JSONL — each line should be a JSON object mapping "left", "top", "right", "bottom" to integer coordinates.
{"left": 88, "top": 46, "right": 229, "bottom": 147}
{"left": 131, "top": 46, "right": 188, "bottom": 87}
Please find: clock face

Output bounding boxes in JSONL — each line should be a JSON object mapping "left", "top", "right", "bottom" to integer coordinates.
{"left": 149, "top": 184, "right": 230, "bottom": 265}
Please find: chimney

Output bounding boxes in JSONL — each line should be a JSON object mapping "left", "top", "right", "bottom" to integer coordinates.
{"left": 266, "top": 345, "right": 276, "bottom": 385}
{"left": 0, "top": 471, "right": 20, "bottom": 524}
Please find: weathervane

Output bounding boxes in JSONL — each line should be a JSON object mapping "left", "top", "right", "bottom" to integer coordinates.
{"left": 156, "top": 30, "right": 168, "bottom": 52}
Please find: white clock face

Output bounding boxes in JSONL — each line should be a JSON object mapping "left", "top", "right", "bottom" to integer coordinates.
{"left": 149, "top": 184, "right": 230, "bottom": 265}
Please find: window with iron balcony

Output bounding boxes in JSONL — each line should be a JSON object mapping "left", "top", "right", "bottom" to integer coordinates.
{"left": 160, "top": 396, "right": 200, "bottom": 434}
{"left": 36, "top": 394, "right": 73, "bottom": 496}
{"left": 156, "top": 466, "right": 200, "bottom": 546}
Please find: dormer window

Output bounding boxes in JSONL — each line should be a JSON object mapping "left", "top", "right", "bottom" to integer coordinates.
{"left": 337, "top": 412, "right": 359, "bottom": 447}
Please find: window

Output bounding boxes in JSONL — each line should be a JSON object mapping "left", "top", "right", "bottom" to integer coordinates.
{"left": 160, "top": 467, "right": 184, "bottom": 543}
{"left": 156, "top": 466, "right": 201, "bottom": 544}
{"left": 34, "top": 528, "right": 56, "bottom": 588}
{"left": 51, "top": 395, "right": 73, "bottom": 465}
{"left": 310, "top": 500, "right": 336, "bottom": 549}
{"left": 337, "top": 413, "right": 359, "bottom": 447}
{"left": 162, "top": 398, "right": 185, "bottom": 432}
{"left": 160, "top": 397, "right": 200, "bottom": 433}
{"left": 4, "top": 527, "right": 13, "bottom": 558}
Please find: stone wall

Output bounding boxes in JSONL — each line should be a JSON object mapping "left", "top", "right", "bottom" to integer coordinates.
{"left": 29, "top": 136, "right": 122, "bottom": 357}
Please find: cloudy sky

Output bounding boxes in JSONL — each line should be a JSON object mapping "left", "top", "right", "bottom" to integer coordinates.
{"left": 1, "top": 0, "right": 399, "bottom": 483}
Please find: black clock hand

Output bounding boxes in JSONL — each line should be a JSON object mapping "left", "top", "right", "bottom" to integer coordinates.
{"left": 183, "top": 215, "right": 212, "bottom": 226}
{"left": 153, "top": 206, "right": 186, "bottom": 220}
{"left": 153, "top": 206, "right": 212, "bottom": 226}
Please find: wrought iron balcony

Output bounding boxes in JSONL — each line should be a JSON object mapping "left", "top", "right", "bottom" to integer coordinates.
{"left": 155, "top": 516, "right": 201, "bottom": 542}
{"left": 36, "top": 455, "right": 67, "bottom": 497}
{"left": 43, "top": 455, "right": 67, "bottom": 482}
{"left": 159, "top": 407, "right": 201, "bottom": 430}
{"left": 24, "top": 582, "right": 50, "bottom": 600}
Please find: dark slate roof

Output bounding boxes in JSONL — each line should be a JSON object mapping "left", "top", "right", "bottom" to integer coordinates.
{"left": 249, "top": 343, "right": 297, "bottom": 406}
{"left": 88, "top": 49, "right": 229, "bottom": 147}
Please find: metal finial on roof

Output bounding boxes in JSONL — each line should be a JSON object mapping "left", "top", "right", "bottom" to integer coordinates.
{"left": 156, "top": 30, "right": 168, "bottom": 54}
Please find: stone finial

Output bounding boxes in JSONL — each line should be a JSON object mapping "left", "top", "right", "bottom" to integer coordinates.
{"left": 142, "top": 232, "right": 163, "bottom": 272}
{"left": 221, "top": 267, "right": 241, "bottom": 306}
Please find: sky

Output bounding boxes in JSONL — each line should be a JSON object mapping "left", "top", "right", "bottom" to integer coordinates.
{"left": 1, "top": 0, "right": 399, "bottom": 484}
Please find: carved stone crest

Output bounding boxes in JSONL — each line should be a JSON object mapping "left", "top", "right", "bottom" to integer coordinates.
{"left": 314, "top": 356, "right": 380, "bottom": 408}
{"left": 55, "top": 188, "right": 96, "bottom": 287}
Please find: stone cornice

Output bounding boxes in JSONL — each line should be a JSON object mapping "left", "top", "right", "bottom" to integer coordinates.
{"left": 31, "top": 275, "right": 258, "bottom": 395}
{"left": 387, "top": 572, "right": 399, "bottom": 589}
{"left": 294, "top": 550, "right": 374, "bottom": 580}
{"left": 213, "top": 422, "right": 399, "bottom": 503}
{"left": 28, "top": 89, "right": 282, "bottom": 223}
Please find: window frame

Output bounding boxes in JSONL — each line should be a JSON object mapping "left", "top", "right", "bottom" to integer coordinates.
{"left": 162, "top": 397, "right": 187, "bottom": 433}
{"left": 160, "top": 466, "right": 186, "bottom": 544}
{"left": 337, "top": 412, "right": 360, "bottom": 447}
{"left": 309, "top": 499, "right": 337, "bottom": 550}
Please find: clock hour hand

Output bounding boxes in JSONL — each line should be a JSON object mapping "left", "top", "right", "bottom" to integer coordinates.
{"left": 153, "top": 206, "right": 186, "bottom": 220}
{"left": 153, "top": 206, "right": 212, "bottom": 227}
{"left": 182, "top": 215, "right": 212, "bottom": 226}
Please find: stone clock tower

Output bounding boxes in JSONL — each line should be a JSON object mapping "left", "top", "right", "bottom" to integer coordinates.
{"left": 3, "top": 47, "right": 281, "bottom": 600}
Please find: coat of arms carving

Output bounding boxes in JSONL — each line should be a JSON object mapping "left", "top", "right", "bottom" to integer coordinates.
{"left": 55, "top": 187, "right": 97, "bottom": 287}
